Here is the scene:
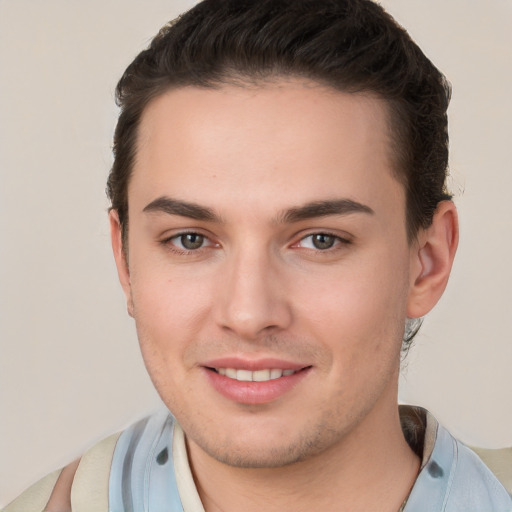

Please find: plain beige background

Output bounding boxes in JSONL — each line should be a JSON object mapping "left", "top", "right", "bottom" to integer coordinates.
{"left": 0, "top": 0, "right": 511, "bottom": 506}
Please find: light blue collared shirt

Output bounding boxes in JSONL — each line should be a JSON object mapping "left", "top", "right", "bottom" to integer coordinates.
{"left": 108, "top": 407, "right": 512, "bottom": 512}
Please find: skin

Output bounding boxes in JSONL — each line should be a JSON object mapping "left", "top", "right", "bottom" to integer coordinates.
{"left": 44, "top": 459, "right": 80, "bottom": 512}
{"left": 109, "top": 80, "right": 458, "bottom": 511}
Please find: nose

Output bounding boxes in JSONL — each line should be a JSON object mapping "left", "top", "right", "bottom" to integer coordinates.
{"left": 214, "top": 248, "right": 292, "bottom": 340}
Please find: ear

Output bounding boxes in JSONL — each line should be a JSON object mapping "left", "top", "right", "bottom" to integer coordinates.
{"left": 407, "top": 201, "right": 459, "bottom": 318}
{"left": 109, "top": 210, "right": 134, "bottom": 317}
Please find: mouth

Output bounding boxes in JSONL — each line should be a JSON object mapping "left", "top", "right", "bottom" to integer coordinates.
{"left": 202, "top": 363, "right": 312, "bottom": 404}
{"left": 207, "top": 367, "right": 308, "bottom": 382}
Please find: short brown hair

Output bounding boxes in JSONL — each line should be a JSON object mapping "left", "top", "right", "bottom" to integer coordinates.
{"left": 107, "top": 0, "right": 452, "bottom": 245}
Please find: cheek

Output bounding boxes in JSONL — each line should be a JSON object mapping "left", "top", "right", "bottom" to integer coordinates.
{"left": 292, "top": 252, "right": 409, "bottom": 364}
{"left": 300, "top": 262, "right": 408, "bottom": 329}
{"left": 130, "top": 269, "right": 210, "bottom": 408}
{"left": 129, "top": 261, "right": 213, "bottom": 360}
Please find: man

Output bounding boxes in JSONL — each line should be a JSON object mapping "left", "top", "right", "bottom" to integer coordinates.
{"left": 4, "top": 0, "right": 511, "bottom": 510}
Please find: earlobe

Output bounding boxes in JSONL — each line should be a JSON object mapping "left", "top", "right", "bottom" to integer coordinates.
{"left": 109, "top": 210, "right": 134, "bottom": 317}
{"left": 407, "top": 201, "right": 459, "bottom": 319}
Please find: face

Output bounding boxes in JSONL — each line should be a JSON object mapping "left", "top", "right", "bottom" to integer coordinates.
{"left": 113, "top": 81, "right": 421, "bottom": 468}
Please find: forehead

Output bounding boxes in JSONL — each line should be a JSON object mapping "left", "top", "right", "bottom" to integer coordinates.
{"left": 131, "top": 80, "right": 404, "bottom": 222}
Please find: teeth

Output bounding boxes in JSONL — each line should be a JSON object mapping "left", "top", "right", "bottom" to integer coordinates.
{"left": 253, "top": 369, "right": 270, "bottom": 382}
{"left": 236, "top": 369, "right": 253, "bottom": 382}
{"left": 225, "top": 368, "right": 237, "bottom": 379}
{"left": 215, "top": 368, "right": 298, "bottom": 382}
{"left": 270, "top": 369, "right": 282, "bottom": 379}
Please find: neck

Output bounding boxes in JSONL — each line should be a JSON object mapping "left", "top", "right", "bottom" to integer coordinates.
{"left": 186, "top": 401, "right": 420, "bottom": 512}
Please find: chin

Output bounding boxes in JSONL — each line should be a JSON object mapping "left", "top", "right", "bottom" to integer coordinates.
{"left": 198, "top": 442, "right": 316, "bottom": 469}
{"left": 186, "top": 417, "right": 337, "bottom": 469}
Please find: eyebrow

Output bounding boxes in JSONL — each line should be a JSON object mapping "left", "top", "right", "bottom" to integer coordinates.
{"left": 142, "top": 196, "right": 374, "bottom": 223}
{"left": 143, "top": 196, "right": 219, "bottom": 222}
{"left": 277, "top": 199, "right": 374, "bottom": 223}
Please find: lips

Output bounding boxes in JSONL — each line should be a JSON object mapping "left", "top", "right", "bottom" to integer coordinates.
{"left": 202, "top": 357, "right": 311, "bottom": 404}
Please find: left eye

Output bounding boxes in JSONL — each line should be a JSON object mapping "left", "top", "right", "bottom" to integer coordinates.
{"left": 170, "top": 233, "right": 210, "bottom": 250}
{"left": 298, "top": 233, "right": 341, "bottom": 250}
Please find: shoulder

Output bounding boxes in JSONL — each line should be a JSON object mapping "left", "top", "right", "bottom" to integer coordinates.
{"left": 2, "top": 412, "right": 178, "bottom": 512}
{"left": 446, "top": 439, "right": 512, "bottom": 510}
{"left": 2, "top": 431, "right": 120, "bottom": 512}
{"left": 404, "top": 411, "right": 512, "bottom": 512}
{"left": 470, "top": 445, "right": 512, "bottom": 495}
{"left": 3, "top": 468, "right": 63, "bottom": 512}
{"left": 44, "top": 459, "right": 81, "bottom": 512}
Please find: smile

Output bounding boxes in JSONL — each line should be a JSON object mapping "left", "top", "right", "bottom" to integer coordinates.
{"left": 204, "top": 364, "right": 312, "bottom": 404}
{"left": 213, "top": 368, "right": 298, "bottom": 382}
